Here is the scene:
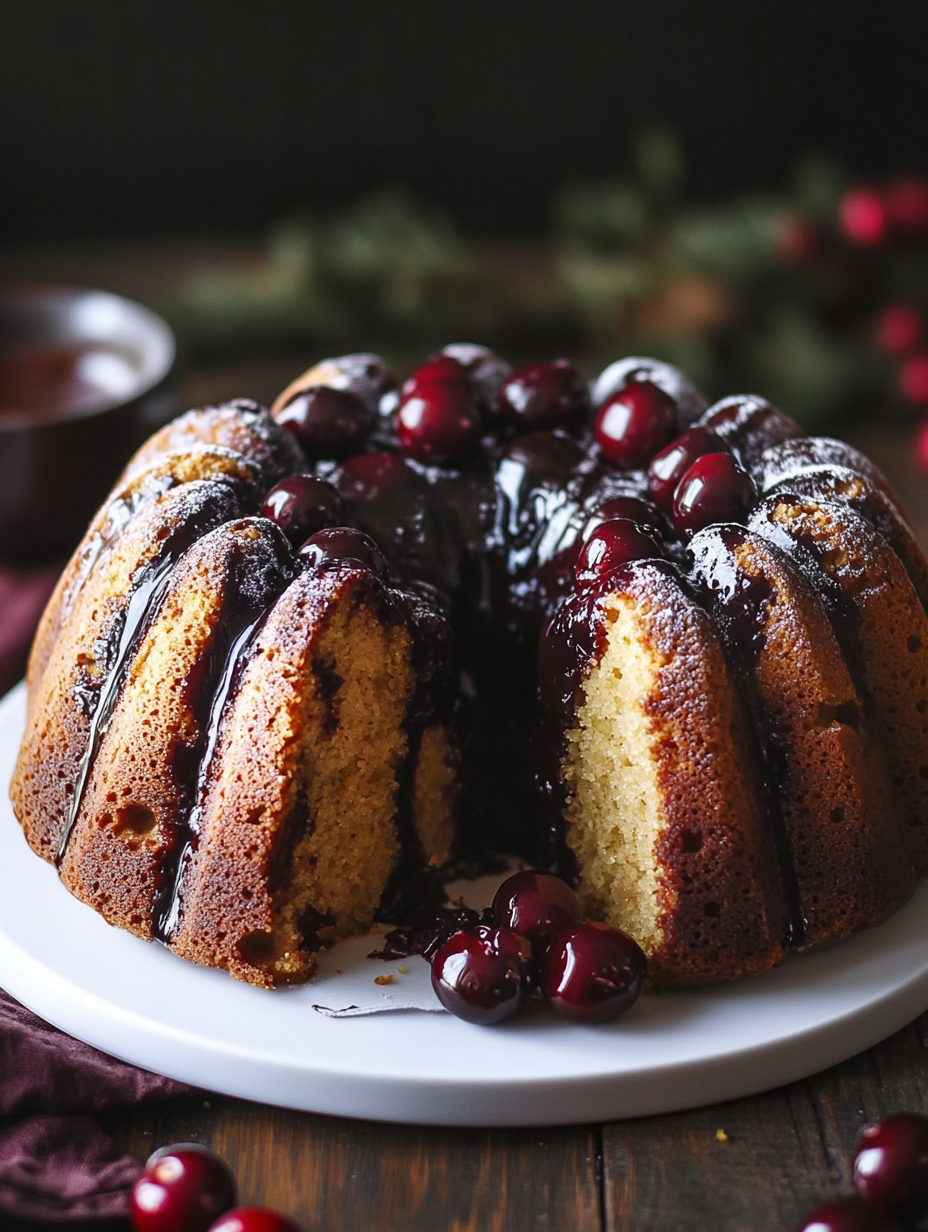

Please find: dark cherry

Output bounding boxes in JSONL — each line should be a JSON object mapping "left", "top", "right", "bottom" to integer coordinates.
{"left": 853, "top": 1114, "right": 928, "bottom": 1220}
{"left": 672, "top": 452, "right": 756, "bottom": 539}
{"left": 436, "top": 343, "right": 511, "bottom": 408}
{"left": 260, "top": 475, "right": 344, "bottom": 547}
{"left": 334, "top": 451, "right": 407, "bottom": 501}
{"left": 207, "top": 1209, "right": 302, "bottom": 1232}
{"left": 595, "top": 380, "right": 677, "bottom": 469}
{"left": 131, "top": 1143, "right": 236, "bottom": 1232}
{"left": 492, "top": 871, "right": 583, "bottom": 963}
{"left": 582, "top": 495, "right": 666, "bottom": 544}
{"left": 544, "top": 922, "right": 646, "bottom": 1024}
{"left": 397, "top": 359, "right": 482, "bottom": 465}
{"left": 498, "top": 360, "right": 589, "bottom": 433}
{"left": 297, "top": 526, "right": 389, "bottom": 579}
{"left": 574, "top": 519, "right": 663, "bottom": 591}
{"left": 274, "top": 386, "right": 375, "bottom": 460}
{"left": 794, "top": 1197, "right": 904, "bottom": 1232}
{"left": 430, "top": 926, "right": 534, "bottom": 1024}
{"left": 647, "top": 426, "right": 730, "bottom": 514}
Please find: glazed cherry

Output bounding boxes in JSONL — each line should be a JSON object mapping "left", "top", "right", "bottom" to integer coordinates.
{"left": 335, "top": 451, "right": 407, "bottom": 501}
{"left": 298, "top": 526, "right": 389, "bottom": 579}
{"left": 498, "top": 360, "right": 589, "bottom": 433}
{"left": 430, "top": 926, "right": 534, "bottom": 1024}
{"left": 853, "top": 1114, "right": 928, "bottom": 1220}
{"left": 437, "top": 343, "right": 511, "bottom": 408}
{"left": 544, "top": 922, "right": 646, "bottom": 1024}
{"left": 582, "top": 495, "right": 666, "bottom": 544}
{"left": 595, "top": 380, "right": 677, "bottom": 469}
{"left": 131, "top": 1143, "right": 236, "bottom": 1232}
{"left": 492, "top": 871, "right": 582, "bottom": 963}
{"left": 397, "top": 361, "right": 482, "bottom": 465}
{"left": 260, "top": 475, "right": 344, "bottom": 547}
{"left": 794, "top": 1197, "right": 903, "bottom": 1232}
{"left": 672, "top": 452, "right": 756, "bottom": 538}
{"left": 647, "top": 426, "right": 730, "bottom": 514}
{"left": 274, "top": 386, "right": 375, "bottom": 460}
{"left": 574, "top": 519, "right": 663, "bottom": 591}
{"left": 207, "top": 1209, "right": 302, "bottom": 1232}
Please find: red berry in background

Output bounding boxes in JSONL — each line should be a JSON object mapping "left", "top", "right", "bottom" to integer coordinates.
{"left": 793, "top": 1197, "right": 904, "bottom": 1232}
{"left": 852, "top": 1114, "right": 928, "bottom": 1220}
{"left": 899, "top": 354, "right": 928, "bottom": 405}
{"left": 492, "top": 871, "right": 583, "bottom": 963}
{"left": 274, "top": 386, "right": 375, "bottom": 460}
{"left": 885, "top": 178, "right": 928, "bottom": 236}
{"left": 839, "top": 188, "right": 889, "bottom": 247}
{"left": 431, "top": 926, "right": 534, "bottom": 1024}
{"left": 207, "top": 1209, "right": 302, "bottom": 1232}
{"left": 298, "top": 526, "right": 389, "bottom": 579}
{"left": 260, "top": 475, "right": 344, "bottom": 547}
{"left": 131, "top": 1143, "right": 236, "bottom": 1232}
{"left": 874, "top": 305, "right": 922, "bottom": 356}
{"left": 916, "top": 419, "right": 928, "bottom": 475}
{"left": 397, "top": 360, "right": 482, "bottom": 465}
{"left": 544, "top": 922, "right": 646, "bottom": 1024}
{"left": 672, "top": 452, "right": 756, "bottom": 538}
{"left": 498, "top": 359, "right": 590, "bottom": 433}
{"left": 778, "top": 214, "right": 820, "bottom": 265}
{"left": 574, "top": 519, "right": 663, "bottom": 591}
{"left": 595, "top": 380, "right": 677, "bottom": 469}
{"left": 647, "top": 426, "right": 730, "bottom": 513}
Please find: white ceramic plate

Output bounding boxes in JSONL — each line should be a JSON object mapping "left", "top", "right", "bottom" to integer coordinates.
{"left": 3, "top": 681, "right": 928, "bottom": 1127}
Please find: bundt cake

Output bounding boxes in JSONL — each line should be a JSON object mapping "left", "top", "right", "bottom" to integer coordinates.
{"left": 11, "top": 346, "right": 928, "bottom": 991}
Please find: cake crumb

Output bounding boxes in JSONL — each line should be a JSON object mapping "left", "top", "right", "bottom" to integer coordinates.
{"left": 397, "top": 965, "right": 408, "bottom": 975}
{"left": 715, "top": 1128, "right": 729, "bottom": 1143}
{"left": 374, "top": 974, "right": 395, "bottom": 986}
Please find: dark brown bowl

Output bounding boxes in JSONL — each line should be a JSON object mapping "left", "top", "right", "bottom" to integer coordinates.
{"left": 0, "top": 284, "right": 177, "bottom": 563}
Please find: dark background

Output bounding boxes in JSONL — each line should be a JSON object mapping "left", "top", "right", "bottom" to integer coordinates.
{"left": 2, "top": 0, "right": 927, "bottom": 243}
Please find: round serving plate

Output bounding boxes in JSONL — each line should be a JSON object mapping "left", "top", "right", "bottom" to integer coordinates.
{"left": 2, "top": 681, "right": 928, "bottom": 1127}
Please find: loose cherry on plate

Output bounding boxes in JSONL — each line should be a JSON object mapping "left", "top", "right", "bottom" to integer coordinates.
{"left": 544, "top": 922, "right": 647, "bottom": 1024}
{"left": 274, "top": 386, "right": 376, "bottom": 460}
{"left": 492, "top": 871, "right": 582, "bottom": 963}
{"left": 430, "top": 926, "right": 534, "bottom": 1024}
{"left": 672, "top": 452, "right": 756, "bottom": 538}
{"left": 207, "top": 1209, "right": 302, "bottom": 1232}
{"left": 647, "top": 426, "right": 730, "bottom": 514}
{"left": 594, "top": 380, "right": 677, "bottom": 469}
{"left": 298, "top": 526, "right": 389, "bottom": 579}
{"left": 852, "top": 1114, "right": 928, "bottom": 1220}
{"left": 397, "top": 359, "right": 482, "bottom": 465}
{"left": 574, "top": 519, "right": 663, "bottom": 591}
{"left": 260, "top": 476, "right": 345, "bottom": 547}
{"left": 131, "top": 1143, "right": 236, "bottom": 1232}
{"left": 498, "top": 360, "right": 589, "bottom": 433}
{"left": 793, "top": 1197, "right": 904, "bottom": 1232}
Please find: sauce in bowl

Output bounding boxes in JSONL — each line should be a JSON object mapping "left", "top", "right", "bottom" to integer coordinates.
{"left": 0, "top": 342, "right": 141, "bottom": 424}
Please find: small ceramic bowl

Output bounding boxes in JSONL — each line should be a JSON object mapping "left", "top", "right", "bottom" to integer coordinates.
{"left": 0, "top": 285, "right": 177, "bottom": 563}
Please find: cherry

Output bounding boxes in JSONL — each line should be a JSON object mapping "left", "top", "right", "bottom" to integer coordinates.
{"left": 397, "top": 360, "right": 482, "bottom": 465}
{"left": 207, "top": 1209, "right": 302, "bottom": 1232}
{"left": 498, "top": 360, "right": 589, "bottom": 433}
{"left": 595, "top": 380, "right": 677, "bottom": 469}
{"left": 544, "top": 922, "right": 646, "bottom": 1024}
{"left": 334, "top": 451, "right": 407, "bottom": 501}
{"left": 436, "top": 343, "right": 511, "bottom": 408}
{"left": 852, "top": 1114, "right": 928, "bottom": 1220}
{"left": 297, "top": 527, "right": 389, "bottom": 579}
{"left": 672, "top": 452, "right": 756, "bottom": 538}
{"left": 260, "top": 475, "right": 344, "bottom": 547}
{"left": 492, "top": 871, "right": 582, "bottom": 963}
{"left": 874, "top": 304, "right": 922, "bottom": 355}
{"left": 131, "top": 1143, "right": 236, "bottom": 1232}
{"left": 793, "top": 1197, "right": 903, "bottom": 1232}
{"left": 274, "top": 386, "right": 375, "bottom": 460}
{"left": 582, "top": 496, "right": 666, "bottom": 544}
{"left": 839, "top": 188, "right": 888, "bottom": 247}
{"left": 885, "top": 178, "right": 928, "bottom": 236}
{"left": 430, "top": 926, "right": 534, "bottom": 1024}
{"left": 647, "top": 427, "right": 729, "bottom": 513}
{"left": 574, "top": 519, "right": 663, "bottom": 591}
{"left": 899, "top": 354, "right": 928, "bottom": 404}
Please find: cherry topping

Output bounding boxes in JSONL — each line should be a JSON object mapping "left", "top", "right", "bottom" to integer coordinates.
{"left": 274, "top": 386, "right": 375, "bottom": 460}
{"left": 595, "top": 380, "right": 677, "bottom": 469}
{"left": 437, "top": 343, "right": 511, "bottom": 408}
{"left": 574, "top": 519, "right": 663, "bottom": 591}
{"left": 498, "top": 360, "right": 589, "bottom": 433}
{"left": 131, "top": 1143, "right": 236, "bottom": 1232}
{"left": 397, "top": 359, "right": 482, "bottom": 465}
{"left": 852, "top": 1114, "right": 928, "bottom": 1220}
{"left": 672, "top": 452, "right": 756, "bottom": 538}
{"left": 793, "top": 1197, "right": 904, "bottom": 1232}
{"left": 582, "top": 496, "right": 666, "bottom": 543}
{"left": 260, "top": 475, "right": 344, "bottom": 547}
{"left": 492, "top": 871, "right": 582, "bottom": 963}
{"left": 297, "top": 527, "right": 389, "bottom": 579}
{"left": 207, "top": 1209, "right": 302, "bottom": 1232}
{"left": 544, "top": 922, "right": 646, "bottom": 1024}
{"left": 430, "top": 926, "right": 534, "bottom": 1024}
{"left": 647, "top": 427, "right": 729, "bottom": 514}
{"left": 334, "top": 451, "right": 407, "bottom": 501}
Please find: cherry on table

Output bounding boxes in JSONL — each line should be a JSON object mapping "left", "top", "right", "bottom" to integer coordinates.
{"left": 544, "top": 922, "right": 646, "bottom": 1024}
{"left": 498, "top": 360, "right": 589, "bottom": 433}
{"left": 492, "top": 870, "right": 582, "bottom": 963}
{"left": 647, "top": 426, "right": 729, "bottom": 514}
{"left": 852, "top": 1114, "right": 928, "bottom": 1220}
{"left": 672, "top": 452, "right": 756, "bottom": 539}
{"left": 574, "top": 519, "right": 663, "bottom": 592}
{"left": 430, "top": 926, "right": 534, "bottom": 1024}
{"left": 274, "top": 386, "right": 375, "bottom": 460}
{"left": 298, "top": 526, "right": 390, "bottom": 579}
{"left": 595, "top": 380, "right": 677, "bottom": 469}
{"left": 260, "top": 475, "right": 345, "bottom": 547}
{"left": 793, "top": 1196, "right": 904, "bottom": 1232}
{"left": 207, "top": 1209, "right": 302, "bottom": 1232}
{"left": 131, "top": 1143, "right": 236, "bottom": 1232}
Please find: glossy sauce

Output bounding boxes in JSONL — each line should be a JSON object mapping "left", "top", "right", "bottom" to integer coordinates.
{"left": 0, "top": 343, "right": 139, "bottom": 422}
